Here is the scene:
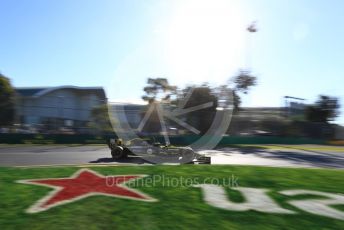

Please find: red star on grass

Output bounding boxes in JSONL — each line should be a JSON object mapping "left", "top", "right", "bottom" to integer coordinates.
{"left": 17, "top": 169, "right": 156, "bottom": 213}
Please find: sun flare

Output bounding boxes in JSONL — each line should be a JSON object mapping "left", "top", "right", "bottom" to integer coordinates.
{"left": 165, "top": 0, "right": 247, "bottom": 86}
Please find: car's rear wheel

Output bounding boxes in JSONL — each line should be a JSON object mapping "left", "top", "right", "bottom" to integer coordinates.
{"left": 111, "top": 146, "right": 126, "bottom": 160}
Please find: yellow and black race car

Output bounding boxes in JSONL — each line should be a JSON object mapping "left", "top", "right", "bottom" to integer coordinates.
{"left": 107, "top": 138, "right": 210, "bottom": 164}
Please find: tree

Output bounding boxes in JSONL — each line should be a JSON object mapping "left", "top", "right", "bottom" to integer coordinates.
{"left": 0, "top": 73, "right": 15, "bottom": 126}
{"left": 142, "top": 78, "right": 177, "bottom": 103}
{"left": 305, "top": 95, "right": 340, "bottom": 123}
{"left": 230, "top": 69, "right": 257, "bottom": 110}
{"left": 140, "top": 78, "right": 177, "bottom": 133}
{"left": 182, "top": 85, "right": 218, "bottom": 135}
{"left": 90, "top": 104, "right": 114, "bottom": 134}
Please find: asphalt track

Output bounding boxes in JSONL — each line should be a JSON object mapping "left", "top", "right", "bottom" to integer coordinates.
{"left": 0, "top": 144, "right": 343, "bottom": 168}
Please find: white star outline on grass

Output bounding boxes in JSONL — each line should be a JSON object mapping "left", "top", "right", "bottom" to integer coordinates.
{"left": 17, "top": 169, "right": 157, "bottom": 213}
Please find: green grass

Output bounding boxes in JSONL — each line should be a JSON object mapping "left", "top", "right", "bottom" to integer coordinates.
{"left": 0, "top": 165, "right": 343, "bottom": 229}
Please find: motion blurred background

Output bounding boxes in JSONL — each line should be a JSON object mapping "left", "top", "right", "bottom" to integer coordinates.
{"left": 0, "top": 0, "right": 343, "bottom": 145}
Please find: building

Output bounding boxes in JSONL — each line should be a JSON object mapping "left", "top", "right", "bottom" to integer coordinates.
{"left": 15, "top": 86, "right": 106, "bottom": 132}
{"left": 109, "top": 102, "right": 144, "bottom": 129}
{"left": 289, "top": 102, "right": 306, "bottom": 116}
{"left": 335, "top": 125, "right": 344, "bottom": 140}
{"left": 109, "top": 103, "right": 179, "bottom": 135}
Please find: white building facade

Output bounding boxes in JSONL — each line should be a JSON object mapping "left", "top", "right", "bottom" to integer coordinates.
{"left": 15, "top": 86, "right": 106, "bottom": 132}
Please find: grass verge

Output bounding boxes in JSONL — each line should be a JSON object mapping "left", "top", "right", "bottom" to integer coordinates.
{"left": 0, "top": 165, "right": 343, "bottom": 229}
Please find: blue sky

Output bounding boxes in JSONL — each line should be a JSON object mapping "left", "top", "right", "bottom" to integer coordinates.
{"left": 1, "top": 0, "right": 344, "bottom": 125}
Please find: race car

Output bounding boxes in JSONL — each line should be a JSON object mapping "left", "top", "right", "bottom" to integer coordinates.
{"left": 107, "top": 138, "right": 210, "bottom": 164}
